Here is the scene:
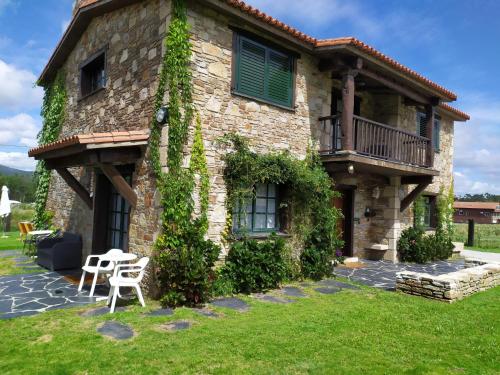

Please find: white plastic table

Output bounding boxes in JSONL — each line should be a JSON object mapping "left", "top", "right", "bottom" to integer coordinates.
{"left": 27, "top": 230, "right": 53, "bottom": 236}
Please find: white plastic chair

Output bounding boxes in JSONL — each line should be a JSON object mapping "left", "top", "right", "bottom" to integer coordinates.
{"left": 78, "top": 249, "right": 124, "bottom": 297}
{"left": 107, "top": 257, "right": 150, "bottom": 313}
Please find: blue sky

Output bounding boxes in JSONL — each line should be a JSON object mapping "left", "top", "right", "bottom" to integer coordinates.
{"left": 0, "top": 0, "right": 498, "bottom": 195}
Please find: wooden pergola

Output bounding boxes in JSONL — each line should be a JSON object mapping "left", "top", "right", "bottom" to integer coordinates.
{"left": 28, "top": 130, "right": 150, "bottom": 210}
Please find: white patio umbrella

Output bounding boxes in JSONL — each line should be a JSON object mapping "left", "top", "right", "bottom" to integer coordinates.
{"left": 0, "top": 186, "right": 20, "bottom": 238}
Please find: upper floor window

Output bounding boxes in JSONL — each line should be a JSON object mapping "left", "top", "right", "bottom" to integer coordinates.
{"left": 232, "top": 33, "right": 295, "bottom": 109}
{"left": 416, "top": 112, "right": 440, "bottom": 152}
{"left": 232, "top": 183, "right": 279, "bottom": 233}
{"left": 80, "top": 50, "right": 106, "bottom": 98}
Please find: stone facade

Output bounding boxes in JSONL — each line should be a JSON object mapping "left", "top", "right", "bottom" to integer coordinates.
{"left": 396, "top": 261, "right": 500, "bottom": 302}
{"left": 46, "top": 0, "right": 169, "bottom": 260}
{"left": 44, "top": 0, "right": 459, "bottom": 269}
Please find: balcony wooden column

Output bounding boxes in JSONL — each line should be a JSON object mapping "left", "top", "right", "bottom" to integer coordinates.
{"left": 341, "top": 70, "right": 356, "bottom": 151}
{"left": 425, "top": 104, "right": 435, "bottom": 167}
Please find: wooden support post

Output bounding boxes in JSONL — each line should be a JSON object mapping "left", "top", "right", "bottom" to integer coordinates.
{"left": 99, "top": 164, "right": 137, "bottom": 207}
{"left": 56, "top": 168, "right": 93, "bottom": 209}
{"left": 425, "top": 104, "right": 435, "bottom": 167}
{"left": 400, "top": 182, "right": 431, "bottom": 212}
{"left": 341, "top": 70, "right": 356, "bottom": 151}
{"left": 467, "top": 219, "right": 475, "bottom": 247}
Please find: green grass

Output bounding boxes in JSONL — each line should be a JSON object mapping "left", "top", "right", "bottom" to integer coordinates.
{"left": 453, "top": 223, "right": 500, "bottom": 251}
{"left": 0, "top": 283, "right": 498, "bottom": 374}
{"left": 0, "top": 231, "right": 23, "bottom": 251}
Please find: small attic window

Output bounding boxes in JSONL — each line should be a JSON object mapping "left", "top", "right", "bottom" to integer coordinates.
{"left": 80, "top": 50, "right": 106, "bottom": 98}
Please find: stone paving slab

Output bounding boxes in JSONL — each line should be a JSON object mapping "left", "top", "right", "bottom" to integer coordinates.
{"left": 280, "top": 286, "right": 306, "bottom": 297}
{"left": 98, "top": 321, "right": 134, "bottom": 340}
{"left": 253, "top": 294, "right": 295, "bottom": 304}
{"left": 80, "top": 306, "right": 127, "bottom": 317}
{"left": 334, "top": 259, "right": 465, "bottom": 290}
{"left": 161, "top": 320, "right": 191, "bottom": 331}
{"left": 192, "top": 308, "right": 221, "bottom": 318}
{"left": 317, "top": 279, "right": 361, "bottom": 290}
{"left": 146, "top": 308, "right": 174, "bottom": 316}
{"left": 0, "top": 269, "right": 102, "bottom": 318}
{"left": 314, "top": 287, "right": 342, "bottom": 295}
{"left": 211, "top": 297, "right": 249, "bottom": 312}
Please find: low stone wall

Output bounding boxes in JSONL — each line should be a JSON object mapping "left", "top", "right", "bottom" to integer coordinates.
{"left": 396, "top": 262, "right": 500, "bottom": 302}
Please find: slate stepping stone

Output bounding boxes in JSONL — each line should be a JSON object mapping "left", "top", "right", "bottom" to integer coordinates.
{"left": 280, "top": 287, "right": 306, "bottom": 297}
{"left": 211, "top": 297, "right": 249, "bottom": 312}
{"left": 0, "top": 299, "right": 12, "bottom": 314}
{"left": 38, "top": 297, "right": 68, "bottom": 306}
{"left": 161, "top": 320, "right": 191, "bottom": 331}
{"left": 193, "top": 308, "right": 221, "bottom": 318}
{"left": 314, "top": 287, "right": 341, "bottom": 295}
{"left": 80, "top": 306, "right": 126, "bottom": 317}
{"left": 97, "top": 321, "right": 134, "bottom": 340}
{"left": 253, "top": 294, "right": 295, "bottom": 304}
{"left": 146, "top": 308, "right": 174, "bottom": 317}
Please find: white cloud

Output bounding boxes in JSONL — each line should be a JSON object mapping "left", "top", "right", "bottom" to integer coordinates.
{"left": 454, "top": 172, "right": 500, "bottom": 195}
{"left": 0, "top": 151, "right": 36, "bottom": 171}
{"left": 0, "top": 59, "right": 43, "bottom": 111}
{"left": 0, "top": 113, "right": 40, "bottom": 147}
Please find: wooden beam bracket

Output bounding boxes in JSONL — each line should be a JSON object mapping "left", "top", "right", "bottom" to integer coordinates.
{"left": 99, "top": 164, "right": 137, "bottom": 207}
{"left": 55, "top": 168, "right": 93, "bottom": 209}
{"left": 400, "top": 181, "right": 432, "bottom": 212}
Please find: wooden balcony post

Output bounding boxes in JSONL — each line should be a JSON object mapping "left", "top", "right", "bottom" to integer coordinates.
{"left": 341, "top": 70, "right": 356, "bottom": 151}
{"left": 425, "top": 104, "right": 435, "bottom": 167}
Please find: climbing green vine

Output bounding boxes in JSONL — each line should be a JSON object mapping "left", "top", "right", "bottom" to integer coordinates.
{"left": 219, "top": 133, "right": 344, "bottom": 280}
{"left": 150, "top": 0, "right": 218, "bottom": 307}
{"left": 33, "top": 71, "right": 67, "bottom": 229}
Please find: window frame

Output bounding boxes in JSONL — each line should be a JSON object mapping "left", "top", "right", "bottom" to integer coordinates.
{"left": 79, "top": 46, "right": 108, "bottom": 100}
{"left": 232, "top": 183, "right": 280, "bottom": 234}
{"left": 231, "top": 30, "right": 297, "bottom": 110}
{"left": 421, "top": 195, "right": 437, "bottom": 229}
{"left": 416, "top": 111, "right": 441, "bottom": 153}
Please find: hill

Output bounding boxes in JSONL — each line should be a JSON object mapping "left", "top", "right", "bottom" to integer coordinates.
{"left": 0, "top": 164, "right": 33, "bottom": 176}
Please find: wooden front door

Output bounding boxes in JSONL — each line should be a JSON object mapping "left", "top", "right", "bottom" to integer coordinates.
{"left": 332, "top": 188, "right": 354, "bottom": 257}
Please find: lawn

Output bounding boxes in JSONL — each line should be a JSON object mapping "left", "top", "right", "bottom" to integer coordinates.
{"left": 0, "top": 231, "right": 23, "bottom": 251}
{"left": 0, "top": 283, "right": 498, "bottom": 374}
{"left": 453, "top": 223, "right": 500, "bottom": 253}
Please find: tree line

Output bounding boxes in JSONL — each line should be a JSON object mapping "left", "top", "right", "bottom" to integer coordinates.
{"left": 0, "top": 174, "right": 36, "bottom": 203}
{"left": 455, "top": 193, "right": 500, "bottom": 202}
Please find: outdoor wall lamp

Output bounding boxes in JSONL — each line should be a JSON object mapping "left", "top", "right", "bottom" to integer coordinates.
{"left": 372, "top": 187, "right": 380, "bottom": 200}
{"left": 364, "top": 207, "right": 376, "bottom": 218}
{"left": 347, "top": 164, "right": 355, "bottom": 174}
{"left": 156, "top": 106, "right": 169, "bottom": 125}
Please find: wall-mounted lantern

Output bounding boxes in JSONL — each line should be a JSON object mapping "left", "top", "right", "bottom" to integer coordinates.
{"left": 156, "top": 106, "right": 169, "bottom": 125}
{"left": 372, "top": 187, "right": 380, "bottom": 200}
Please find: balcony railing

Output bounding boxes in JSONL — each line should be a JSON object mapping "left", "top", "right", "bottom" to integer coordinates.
{"left": 318, "top": 115, "right": 432, "bottom": 168}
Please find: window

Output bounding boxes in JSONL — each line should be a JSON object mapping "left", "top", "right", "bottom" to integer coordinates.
{"left": 458, "top": 210, "right": 464, "bottom": 216}
{"left": 233, "top": 33, "right": 295, "bottom": 108}
{"left": 80, "top": 50, "right": 106, "bottom": 97}
{"left": 232, "top": 183, "right": 278, "bottom": 233}
{"left": 416, "top": 112, "right": 440, "bottom": 151}
{"left": 415, "top": 195, "right": 436, "bottom": 228}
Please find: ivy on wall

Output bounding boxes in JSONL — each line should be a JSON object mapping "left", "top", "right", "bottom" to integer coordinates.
{"left": 219, "top": 133, "right": 344, "bottom": 280}
{"left": 33, "top": 71, "right": 67, "bottom": 229}
{"left": 149, "top": 0, "right": 218, "bottom": 307}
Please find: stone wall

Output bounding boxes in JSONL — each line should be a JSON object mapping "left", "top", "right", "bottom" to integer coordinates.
{"left": 46, "top": 0, "right": 169, "bottom": 260}
{"left": 396, "top": 262, "right": 500, "bottom": 302}
{"left": 186, "top": 3, "right": 331, "bottom": 254}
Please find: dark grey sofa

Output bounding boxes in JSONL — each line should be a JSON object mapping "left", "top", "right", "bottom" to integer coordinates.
{"left": 37, "top": 232, "right": 82, "bottom": 271}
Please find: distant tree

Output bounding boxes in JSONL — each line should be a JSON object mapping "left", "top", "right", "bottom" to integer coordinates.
{"left": 0, "top": 174, "right": 36, "bottom": 203}
{"left": 455, "top": 193, "right": 500, "bottom": 202}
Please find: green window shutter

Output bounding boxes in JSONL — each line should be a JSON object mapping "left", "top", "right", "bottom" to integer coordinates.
{"left": 236, "top": 37, "right": 266, "bottom": 99}
{"left": 234, "top": 34, "right": 294, "bottom": 108}
{"left": 416, "top": 112, "right": 427, "bottom": 137}
{"left": 266, "top": 50, "right": 293, "bottom": 107}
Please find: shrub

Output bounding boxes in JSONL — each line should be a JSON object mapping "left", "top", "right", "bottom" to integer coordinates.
{"left": 219, "top": 234, "right": 288, "bottom": 294}
{"left": 156, "top": 224, "right": 220, "bottom": 307}
{"left": 398, "top": 227, "right": 453, "bottom": 263}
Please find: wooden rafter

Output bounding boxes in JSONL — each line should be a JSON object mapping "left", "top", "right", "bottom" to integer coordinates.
{"left": 400, "top": 181, "right": 432, "bottom": 212}
{"left": 99, "top": 164, "right": 137, "bottom": 208}
{"left": 55, "top": 168, "right": 93, "bottom": 209}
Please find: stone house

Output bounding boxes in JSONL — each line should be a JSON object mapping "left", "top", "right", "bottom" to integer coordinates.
{"left": 29, "top": 0, "right": 469, "bottom": 264}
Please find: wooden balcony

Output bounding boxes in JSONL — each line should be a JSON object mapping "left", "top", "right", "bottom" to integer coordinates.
{"left": 319, "top": 115, "right": 433, "bottom": 169}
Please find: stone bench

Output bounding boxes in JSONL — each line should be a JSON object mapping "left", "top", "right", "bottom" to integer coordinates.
{"left": 396, "top": 260, "right": 500, "bottom": 302}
